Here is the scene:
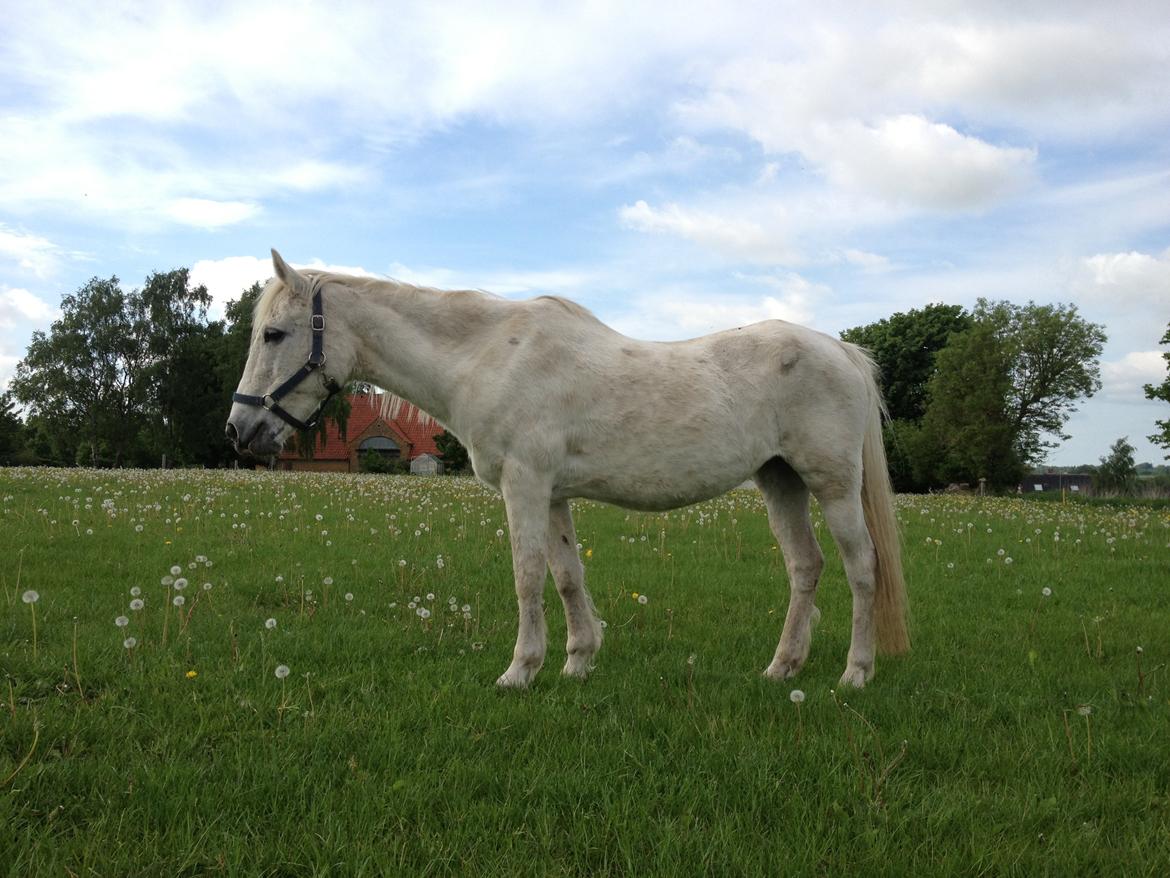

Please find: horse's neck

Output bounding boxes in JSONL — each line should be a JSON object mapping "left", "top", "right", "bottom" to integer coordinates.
{"left": 343, "top": 280, "right": 497, "bottom": 425}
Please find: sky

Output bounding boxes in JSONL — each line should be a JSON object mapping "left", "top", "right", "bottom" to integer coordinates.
{"left": 1, "top": 0, "right": 1168, "bottom": 465}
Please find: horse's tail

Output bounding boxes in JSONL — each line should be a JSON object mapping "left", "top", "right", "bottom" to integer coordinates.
{"left": 843, "top": 344, "right": 910, "bottom": 655}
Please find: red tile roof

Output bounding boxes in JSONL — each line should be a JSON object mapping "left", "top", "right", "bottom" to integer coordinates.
{"left": 277, "top": 394, "right": 442, "bottom": 461}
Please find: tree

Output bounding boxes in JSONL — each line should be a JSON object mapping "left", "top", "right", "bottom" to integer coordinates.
{"left": 974, "top": 299, "right": 1106, "bottom": 465}
{"left": 841, "top": 303, "right": 972, "bottom": 491}
{"left": 1096, "top": 436, "right": 1137, "bottom": 494}
{"left": 841, "top": 303, "right": 971, "bottom": 422}
{"left": 0, "top": 392, "right": 27, "bottom": 464}
{"left": 919, "top": 320, "right": 1024, "bottom": 489}
{"left": 435, "top": 429, "right": 470, "bottom": 473}
{"left": 1144, "top": 322, "right": 1170, "bottom": 457}
{"left": 133, "top": 268, "right": 221, "bottom": 466}
{"left": 10, "top": 277, "right": 150, "bottom": 467}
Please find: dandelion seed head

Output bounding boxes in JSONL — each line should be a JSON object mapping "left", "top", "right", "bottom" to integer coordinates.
{"left": 22, "top": 589, "right": 39, "bottom": 604}
{"left": 265, "top": 618, "right": 277, "bottom": 630}
{"left": 1042, "top": 587, "right": 1052, "bottom": 597}
{"left": 345, "top": 593, "right": 354, "bottom": 602}
{"left": 638, "top": 594, "right": 648, "bottom": 605}
{"left": 1076, "top": 704, "right": 1092, "bottom": 717}
{"left": 130, "top": 598, "right": 144, "bottom": 611}
{"left": 170, "top": 565, "right": 182, "bottom": 576}
{"left": 173, "top": 595, "right": 185, "bottom": 606}
{"left": 130, "top": 586, "right": 141, "bottom": 597}
{"left": 173, "top": 578, "right": 187, "bottom": 590}
{"left": 275, "top": 664, "right": 290, "bottom": 679}
{"left": 789, "top": 689, "right": 806, "bottom": 704}
{"left": 115, "top": 615, "right": 129, "bottom": 628}
{"left": 123, "top": 636, "right": 137, "bottom": 649}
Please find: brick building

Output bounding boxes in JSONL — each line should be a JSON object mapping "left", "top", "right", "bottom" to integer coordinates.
{"left": 271, "top": 393, "right": 443, "bottom": 473}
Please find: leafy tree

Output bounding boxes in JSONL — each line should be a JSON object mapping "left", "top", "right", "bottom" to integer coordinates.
{"left": 974, "top": 299, "right": 1106, "bottom": 464}
{"left": 133, "top": 268, "right": 221, "bottom": 466}
{"left": 919, "top": 320, "right": 1024, "bottom": 489}
{"left": 10, "top": 277, "right": 149, "bottom": 467}
{"left": 841, "top": 303, "right": 971, "bottom": 422}
{"left": 1096, "top": 436, "right": 1137, "bottom": 494}
{"left": 435, "top": 429, "right": 470, "bottom": 473}
{"left": 0, "top": 392, "right": 27, "bottom": 464}
{"left": 1144, "top": 322, "right": 1170, "bottom": 457}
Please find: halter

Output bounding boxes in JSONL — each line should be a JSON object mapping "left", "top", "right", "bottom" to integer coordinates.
{"left": 232, "top": 284, "right": 342, "bottom": 432}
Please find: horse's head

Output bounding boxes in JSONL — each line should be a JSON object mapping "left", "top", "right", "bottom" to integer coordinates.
{"left": 225, "top": 250, "right": 351, "bottom": 457}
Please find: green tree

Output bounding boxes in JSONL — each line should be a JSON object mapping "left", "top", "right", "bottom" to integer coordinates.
{"left": 1143, "top": 322, "right": 1170, "bottom": 457}
{"left": 133, "top": 268, "right": 222, "bottom": 466}
{"left": 1096, "top": 436, "right": 1137, "bottom": 494}
{"left": 841, "top": 303, "right": 972, "bottom": 491}
{"left": 841, "top": 303, "right": 971, "bottom": 422}
{"left": 919, "top": 320, "right": 1024, "bottom": 489}
{"left": 975, "top": 299, "right": 1106, "bottom": 464}
{"left": 10, "top": 277, "right": 149, "bottom": 467}
{"left": 0, "top": 391, "right": 27, "bottom": 464}
{"left": 435, "top": 429, "right": 470, "bottom": 473}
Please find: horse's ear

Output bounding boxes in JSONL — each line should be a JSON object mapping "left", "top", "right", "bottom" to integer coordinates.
{"left": 271, "top": 249, "right": 305, "bottom": 294}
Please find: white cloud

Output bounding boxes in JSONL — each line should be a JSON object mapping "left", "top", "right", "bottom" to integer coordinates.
{"left": 0, "top": 225, "right": 66, "bottom": 277}
{"left": 165, "top": 199, "right": 260, "bottom": 229}
{"left": 1100, "top": 351, "right": 1167, "bottom": 403}
{"left": 0, "top": 286, "right": 59, "bottom": 326}
{"left": 619, "top": 199, "right": 797, "bottom": 264}
{"left": 1078, "top": 249, "right": 1170, "bottom": 308}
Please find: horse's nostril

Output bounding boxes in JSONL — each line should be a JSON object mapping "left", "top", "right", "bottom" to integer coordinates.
{"left": 225, "top": 422, "right": 238, "bottom": 443}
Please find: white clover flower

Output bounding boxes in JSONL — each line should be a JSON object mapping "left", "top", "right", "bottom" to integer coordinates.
{"left": 275, "top": 664, "right": 290, "bottom": 679}
{"left": 789, "top": 689, "right": 806, "bottom": 704}
{"left": 22, "top": 589, "right": 40, "bottom": 604}
{"left": 265, "top": 618, "right": 277, "bottom": 630}
{"left": 123, "top": 636, "right": 137, "bottom": 649}
{"left": 130, "top": 598, "right": 144, "bottom": 611}
{"left": 115, "top": 615, "right": 129, "bottom": 628}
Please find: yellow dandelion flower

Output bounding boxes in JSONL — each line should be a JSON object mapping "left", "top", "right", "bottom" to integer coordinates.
{"left": 185, "top": 670, "right": 198, "bottom": 679}
{"left": 585, "top": 548, "right": 593, "bottom": 558}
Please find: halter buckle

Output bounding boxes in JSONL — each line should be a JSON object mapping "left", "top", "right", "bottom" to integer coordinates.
{"left": 262, "top": 394, "right": 276, "bottom": 410}
{"left": 310, "top": 314, "right": 325, "bottom": 332}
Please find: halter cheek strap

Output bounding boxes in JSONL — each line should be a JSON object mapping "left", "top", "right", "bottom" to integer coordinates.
{"left": 233, "top": 286, "right": 342, "bottom": 432}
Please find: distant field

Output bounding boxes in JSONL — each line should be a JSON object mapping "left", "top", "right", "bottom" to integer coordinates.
{"left": 2, "top": 468, "right": 1168, "bottom": 876}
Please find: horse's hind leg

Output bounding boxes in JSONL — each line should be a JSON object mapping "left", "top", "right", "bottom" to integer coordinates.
{"left": 756, "top": 458, "right": 824, "bottom": 680}
{"left": 816, "top": 485, "right": 878, "bottom": 688}
{"left": 547, "top": 501, "right": 603, "bottom": 678}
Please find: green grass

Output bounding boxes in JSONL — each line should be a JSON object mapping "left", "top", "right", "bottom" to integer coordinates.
{"left": 2, "top": 468, "right": 1168, "bottom": 876}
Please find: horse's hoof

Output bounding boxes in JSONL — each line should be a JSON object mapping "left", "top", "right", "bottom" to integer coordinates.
{"left": 763, "top": 658, "right": 803, "bottom": 680}
{"left": 496, "top": 663, "right": 539, "bottom": 689}
{"left": 561, "top": 656, "right": 593, "bottom": 679}
{"left": 837, "top": 664, "right": 873, "bottom": 688}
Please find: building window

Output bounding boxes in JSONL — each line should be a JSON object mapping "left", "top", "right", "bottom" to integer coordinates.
{"left": 359, "top": 435, "right": 401, "bottom": 460}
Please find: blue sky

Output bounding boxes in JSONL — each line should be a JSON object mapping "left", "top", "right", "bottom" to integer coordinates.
{"left": 1, "top": 0, "right": 1168, "bottom": 465}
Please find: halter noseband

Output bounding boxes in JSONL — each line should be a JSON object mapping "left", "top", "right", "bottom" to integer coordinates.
{"left": 232, "top": 284, "right": 342, "bottom": 432}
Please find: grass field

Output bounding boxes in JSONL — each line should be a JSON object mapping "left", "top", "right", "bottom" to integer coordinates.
{"left": 2, "top": 467, "right": 1168, "bottom": 876}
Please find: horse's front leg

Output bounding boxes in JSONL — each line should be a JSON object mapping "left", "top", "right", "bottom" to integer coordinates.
{"left": 496, "top": 468, "right": 553, "bottom": 688}
{"left": 547, "top": 500, "right": 603, "bottom": 679}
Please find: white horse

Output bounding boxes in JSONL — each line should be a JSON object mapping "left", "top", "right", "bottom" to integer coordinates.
{"left": 227, "top": 251, "right": 909, "bottom": 688}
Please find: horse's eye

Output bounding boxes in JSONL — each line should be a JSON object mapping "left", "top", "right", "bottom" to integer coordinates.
{"left": 263, "top": 328, "right": 287, "bottom": 344}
